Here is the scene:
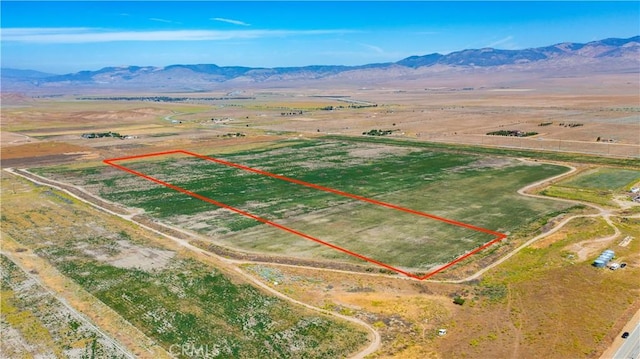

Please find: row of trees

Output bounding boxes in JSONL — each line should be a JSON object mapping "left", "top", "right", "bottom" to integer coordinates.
{"left": 486, "top": 130, "right": 538, "bottom": 137}
{"left": 78, "top": 96, "right": 255, "bottom": 102}
{"left": 363, "top": 129, "right": 395, "bottom": 136}
{"left": 81, "top": 131, "right": 122, "bottom": 139}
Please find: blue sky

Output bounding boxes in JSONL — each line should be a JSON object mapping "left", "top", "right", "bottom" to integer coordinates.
{"left": 1, "top": 1, "right": 638, "bottom": 74}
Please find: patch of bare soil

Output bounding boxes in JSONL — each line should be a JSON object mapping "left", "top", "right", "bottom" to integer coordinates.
{"left": 0, "top": 142, "right": 98, "bottom": 167}
{"left": 567, "top": 235, "right": 618, "bottom": 262}
{"left": 80, "top": 240, "right": 176, "bottom": 271}
{"left": 448, "top": 156, "right": 517, "bottom": 174}
{"left": 613, "top": 195, "right": 640, "bottom": 210}
{"left": 530, "top": 231, "right": 565, "bottom": 249}
{"left": 346, "top": 144, "right": 414, "bottom": 159}
{"left": 1, "top": 141, "right": 94, "bottom": 159}
{"left": 192, "top": 239, "right": 377, "bottom": 274}
{"left": 0, "top": 131, "right": 41, "bottom": 147}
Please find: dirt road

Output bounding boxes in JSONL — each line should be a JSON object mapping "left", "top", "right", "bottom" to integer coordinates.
{"left": 441, "top": 159, "right": 637, "bottom": 283}
{"left": 4, "top": 167, "right": 381, "bottom": 359}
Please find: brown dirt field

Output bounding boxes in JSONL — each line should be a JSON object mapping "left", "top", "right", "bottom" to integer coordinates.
{"left": 0, "top": 142, "right": 95, "bottom": 160}
{"left": 1, "top": 131, "right": 41, "bottom": 146}
{"left": 2, "top": 72, "right": 638, "bottom": 165}
{"left": 251, "top": 90, "right": 639, "bottom": 157}
{"left": 0, "top": 141, "right": 100, "bottom": 167}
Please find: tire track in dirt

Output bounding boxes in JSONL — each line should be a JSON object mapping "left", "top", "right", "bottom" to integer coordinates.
{"left": 505, "top": 284, "right": 523, "bottom": 359}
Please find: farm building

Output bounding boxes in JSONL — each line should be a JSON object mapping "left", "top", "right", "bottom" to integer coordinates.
{"left": 593, "top": 249, "right": 615, "bottom": 268}
{"left": 593, "top": 258, "right": 607, "bottom": 268}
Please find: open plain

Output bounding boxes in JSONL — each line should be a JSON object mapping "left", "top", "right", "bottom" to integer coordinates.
{"left": 1, "top": 67, "right": 640, "bottom": 359}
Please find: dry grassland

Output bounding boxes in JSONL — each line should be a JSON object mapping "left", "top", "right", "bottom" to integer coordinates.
{"left": 242, "top": 212, "right": 640, "bottom": 359}
{"left": 1, "top": 70, "right": 638, "bottom": 358}
{"left": 2, "top": 71, "right": 638, "bottom": 164}
{"left": 1, "top": 176, "right": 168, "bottom": 358}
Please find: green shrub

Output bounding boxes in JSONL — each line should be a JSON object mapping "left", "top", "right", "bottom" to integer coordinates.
{"left": 453, "top": 296, "right": 466, "bottom": 305}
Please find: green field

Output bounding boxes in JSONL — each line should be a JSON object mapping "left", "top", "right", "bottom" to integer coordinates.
{"left": 560, "top": 168, "right": 640, "bottom": 190}
{"left": 541, "top": 167, "right": 640, "bottom": 206}
{"left": 49, "top": 256, "right": 365, "bottom": 358}
{"left": 0, "top": 176, "right": 369, "bottom": 358}
{"left": 35, "top": 139, "right": 572, "bottom": 272}
{"left": 323, "top": 135, "right": 640, "bottom": 168}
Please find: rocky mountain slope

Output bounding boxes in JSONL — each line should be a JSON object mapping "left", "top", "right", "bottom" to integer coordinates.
{"left": 2, "top": 36, "right": 638, "bottom": 93}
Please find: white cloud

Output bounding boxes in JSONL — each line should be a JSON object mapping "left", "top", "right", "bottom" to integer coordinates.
{"left": 485, "top": 36, "right": 517, "bottom": 49}
{"left": 3, "top": 28, "right": 97, "bottom": 36}
{"left": 149, "top": 18, "right": 181, "bottom": 24}
{"left": 1, "top": 27, "right": 351, "bottom": 44}
{"left": 211, "top": 17, "right": 251, "bottom": 26}
{"left": 359, "top": 43, "right": 384, "bottom": 54}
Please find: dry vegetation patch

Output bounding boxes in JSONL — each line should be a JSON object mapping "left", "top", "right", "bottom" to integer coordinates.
{"left": 0, "top": 173, "right": 370, "bottom": 358}
{"left": 243, "top": 263, "right": 456, "bottom": 359}
{"left": 0, "top": 254, "right": 131, "bottom": 359}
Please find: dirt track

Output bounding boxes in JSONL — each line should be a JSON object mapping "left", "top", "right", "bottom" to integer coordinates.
{"left": 4, "top": 167, "right": 382, "bottom": 359}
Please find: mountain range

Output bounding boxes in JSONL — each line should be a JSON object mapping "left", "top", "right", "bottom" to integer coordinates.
{"left": 2, "top": 36, "right": 638, "bottom": 93}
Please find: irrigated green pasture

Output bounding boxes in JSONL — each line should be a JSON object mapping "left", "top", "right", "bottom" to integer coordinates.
{"left": 35, "top": 139, "right": 571, "bottom": 272}
{"left": 541, "top": 167, "right": 640, "bottom": 206}
{"left": 560, "top": 168, "right": 640, "bottom": 191}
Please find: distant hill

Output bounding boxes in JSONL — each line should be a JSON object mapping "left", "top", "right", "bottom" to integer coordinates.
{"left": 396, "top": 36, "right": 640, "bottom": 68}
{"left": 1, "top": 68, "right": 58, "bottom": 79}
{"left": 2, "top": 35, "right": 638, "bottom": 93}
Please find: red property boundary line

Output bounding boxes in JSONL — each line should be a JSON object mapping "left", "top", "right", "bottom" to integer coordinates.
{"left": 104, "top": 149, "right": 507, "bottom": 280}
